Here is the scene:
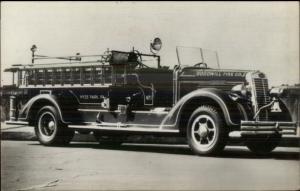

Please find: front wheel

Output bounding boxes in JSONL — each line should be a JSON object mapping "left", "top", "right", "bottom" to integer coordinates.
{"left": 35, "top": 106, "right": 74, "bottom": 146}
{"left": 187, "top": 106, "right": 228, "bottom": 155}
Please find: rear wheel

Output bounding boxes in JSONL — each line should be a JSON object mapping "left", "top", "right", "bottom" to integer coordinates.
{"left": 245, "top": 134, "right": 281, "bottom": 155}
{"left": 93, "top": 131, "right": 124, "bottom": 147}
{"left": 187, "top": 106, "right": 228, "bottom": 155}
{"left": 35, "top": 106, "right": 74, "bottom": 146}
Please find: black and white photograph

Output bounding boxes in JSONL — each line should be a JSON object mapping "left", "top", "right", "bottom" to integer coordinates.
{"left": 1, "top": 1, "right": 299, "bottom": 190}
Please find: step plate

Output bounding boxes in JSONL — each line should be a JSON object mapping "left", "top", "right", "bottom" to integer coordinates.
{"left": 68, "top": 123, "right": 179, "bottom": 134}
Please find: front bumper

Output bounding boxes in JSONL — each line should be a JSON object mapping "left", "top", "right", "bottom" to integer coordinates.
{"left": 241, "top": 121, "right": 297, "bottom": 136}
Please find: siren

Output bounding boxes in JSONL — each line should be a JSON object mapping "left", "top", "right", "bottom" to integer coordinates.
{"left": 150, "top": 37, "right": 162, "bottom": 54}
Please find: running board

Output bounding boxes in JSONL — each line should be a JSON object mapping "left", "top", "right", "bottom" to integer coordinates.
{"left": 5, "top": 120, "right": 29, "bottom": 125}
{"left": 68, "top": 123, "right": 179, "bottom": 134}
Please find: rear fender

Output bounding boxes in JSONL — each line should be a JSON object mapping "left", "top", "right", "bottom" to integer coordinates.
{"left": 19, "top": 94, "right": 67, "bottom": 124}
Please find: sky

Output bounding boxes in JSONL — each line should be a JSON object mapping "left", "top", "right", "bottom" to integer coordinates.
{"left": 1, "top": 1, "right": 299, "bottom": 87}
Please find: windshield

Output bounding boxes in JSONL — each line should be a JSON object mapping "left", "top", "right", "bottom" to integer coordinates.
{"left": 176, "top": 46, "right": 220, "bottom": 69}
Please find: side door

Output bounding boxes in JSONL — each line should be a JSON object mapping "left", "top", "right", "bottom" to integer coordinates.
{"left": 126, "top": 73, "right": 154, "bottom": 107}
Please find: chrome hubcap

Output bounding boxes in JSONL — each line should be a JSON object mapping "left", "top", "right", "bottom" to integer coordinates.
{"left": 48, "top": 121, "right": 55, "bottom": 131}
{"left": 199, "top": 123, "right": 209, "bottom": 137}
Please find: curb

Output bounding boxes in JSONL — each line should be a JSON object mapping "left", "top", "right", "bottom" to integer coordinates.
{"left": 0, "top": 129, "right": 187, "bottom": 144}
{"left": 1, "top": 126, "right": 300, "bottom": 147}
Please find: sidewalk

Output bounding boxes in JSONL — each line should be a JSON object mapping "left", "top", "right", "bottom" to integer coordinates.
{"left": 1, "top": 125, "right": 36, "bottom": 141}
{"left": 1, "top": 122, "right": 300, "bottom": 147}
{"left": 1, "top": 122, "right": 96, "bottom": 142}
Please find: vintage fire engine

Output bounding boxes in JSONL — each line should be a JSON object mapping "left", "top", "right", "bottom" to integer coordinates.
{"left": 5, "top": 39, "right": 298, "bottom": 155}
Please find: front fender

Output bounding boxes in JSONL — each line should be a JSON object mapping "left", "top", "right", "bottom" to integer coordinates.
{"left": 160, "top": 88, "right": 244, "bottom": 130}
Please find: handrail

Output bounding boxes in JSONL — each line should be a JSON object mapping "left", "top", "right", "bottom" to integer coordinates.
{"left": 253, "top": 99, "right": 275, "bottom": 120}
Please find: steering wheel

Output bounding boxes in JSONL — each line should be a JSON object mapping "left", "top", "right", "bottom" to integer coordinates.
{"left": 194, "top": 62, "right": 208, "bottom": 68}
{"left": 132, "top": 50, "right": 151, "bottom": 69}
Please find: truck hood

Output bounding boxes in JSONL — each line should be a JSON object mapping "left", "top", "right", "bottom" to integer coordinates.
{"left": 178, "top": 68, "right": 256, "bottom": 94}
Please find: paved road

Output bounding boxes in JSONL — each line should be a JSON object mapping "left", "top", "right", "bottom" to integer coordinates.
{"left": 1, "top": 141, "right": 300, "bottom": 191}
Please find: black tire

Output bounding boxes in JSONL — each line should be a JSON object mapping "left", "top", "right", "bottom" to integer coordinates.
{"left": 93, "top": 131, "right": 124, "bottom": 147}
{"left": 34, "top": 106, "right": 74, "bottom": 146}
{"left": 245, "top": 134, "right": 281, "bottom": 155}
{"left": 187, "top": 106, "right": 228, "bottom": 155}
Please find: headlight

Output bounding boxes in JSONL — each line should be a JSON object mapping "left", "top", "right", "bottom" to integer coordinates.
{"left": 231, "top": 84, "right": 248, "bottom": 97}
{"left": 269, "top": 87, "right": 284, "bottom": 97}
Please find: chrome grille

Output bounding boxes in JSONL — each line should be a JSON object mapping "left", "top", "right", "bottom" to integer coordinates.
{"left": 253, "top": 78, "right": 270, "bottom": 120}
